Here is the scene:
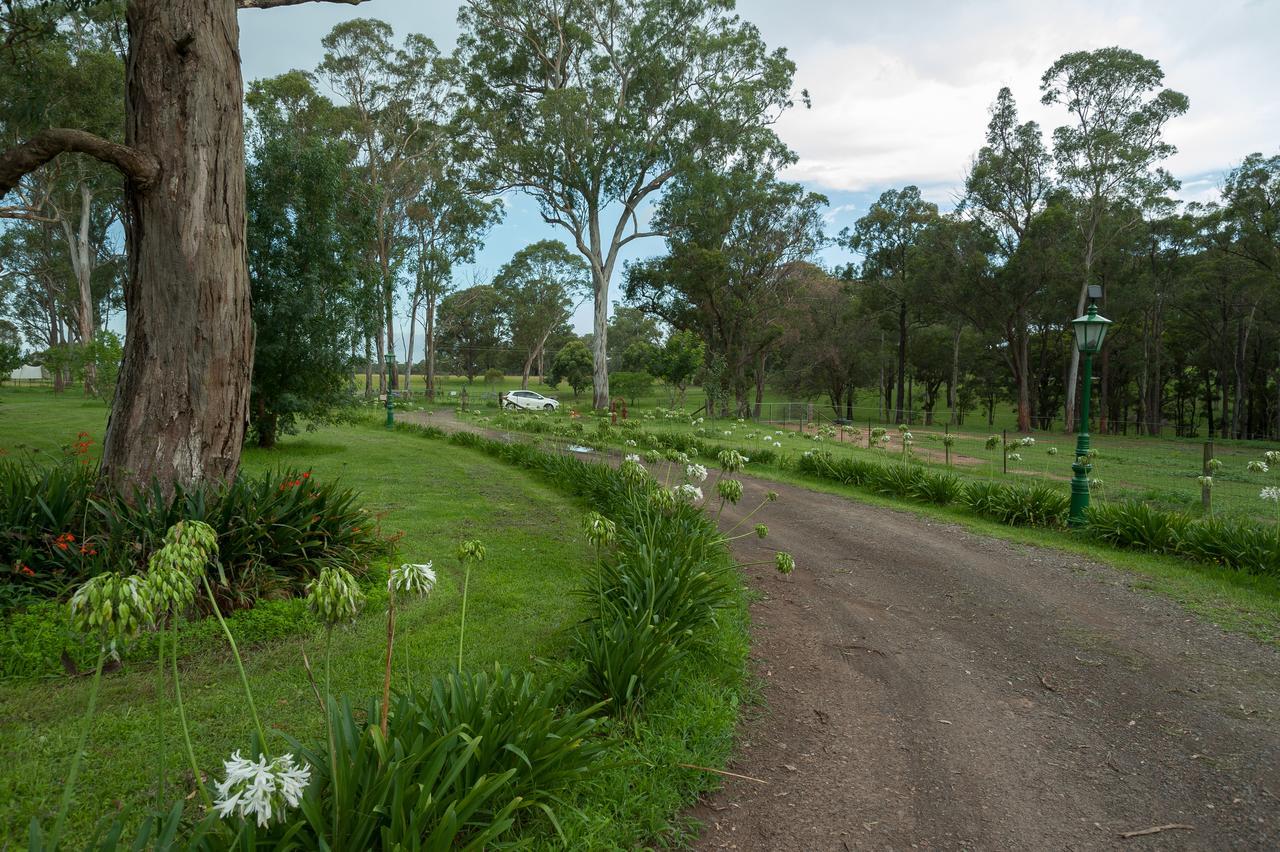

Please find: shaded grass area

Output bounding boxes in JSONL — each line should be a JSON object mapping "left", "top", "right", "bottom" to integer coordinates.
{"left": 0, "top": 391, "right": 592, "bottom": 842}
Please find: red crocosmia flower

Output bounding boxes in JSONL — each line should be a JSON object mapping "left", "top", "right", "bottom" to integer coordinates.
{"left": 302, "top": 472, "right": 311, "bottom": 479}
{"left": 19, "top": 565, "right": 35, "bottom": 577}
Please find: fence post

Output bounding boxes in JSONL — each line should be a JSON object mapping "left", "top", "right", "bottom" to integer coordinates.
{"left": 945, "top": 423, "right": 950, "bottom": 467}
{"left": 1002, "top": 429, "right": 1008, "bottom": 475}
{"left": 1202, "top": 441, "right": 1213, "bottom": 512}
{"left": 867, "top": 420, "right": 873, "bottom": 449}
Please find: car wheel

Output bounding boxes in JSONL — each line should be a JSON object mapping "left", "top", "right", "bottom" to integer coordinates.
{"left": 504, "top": 402, "right": 518, "bottom": 411}
{"left": 543, "top": 403, "right": 555, "bottom": 411}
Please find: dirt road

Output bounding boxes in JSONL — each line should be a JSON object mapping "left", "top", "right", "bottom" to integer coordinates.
{"left": 695, "top": 471, "right": 1280, "bottom": 851}
{"left": 402, "top": 411, "right": 1280, "bottom": 850}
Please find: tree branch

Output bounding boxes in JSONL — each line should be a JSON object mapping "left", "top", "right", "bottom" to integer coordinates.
{"left": 236, "top": 0, "right": 367, "bottom": 8}
{"left": 0, "top": 129, "right": 158, "bottom": 197}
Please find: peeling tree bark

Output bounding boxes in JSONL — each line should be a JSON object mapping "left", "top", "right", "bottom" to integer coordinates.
{"left": 102, "top": 0, "right": 254, "bottom": 490}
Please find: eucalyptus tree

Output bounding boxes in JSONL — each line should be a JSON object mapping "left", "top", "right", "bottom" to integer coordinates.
{"left": 625, "top": 165, "right": 826, "bottom": 416}
{"left": 1, "top": 13, "right": 125, "bottom": 395}
{"left": 842, "top": 186, "right": 940, "bottom": 424}
{"left": 406, "top": 156, "right": 502, "bottom": 398}
{"left": 960, "top": 87, "right": 1054, "bottom": 431}
{"left": 0, "top": 0, "right": 372, "bottom": 492}
{"left": 437, "top": 285, "right": 507, "bottom": 382}
{"left": 776, "top": 269, "right": 873, "bottom": 420}
{"left": 492, "top": 240, "right": 590, "bottom": 389}
{"left": 456, "top": 0, "right": 797, "bottom": 409}
{"left": 1040, "top": 46, "right": 1188, "bottom": 432}
{"left": 319, "top": 19, "right": 457, "bottom": 392}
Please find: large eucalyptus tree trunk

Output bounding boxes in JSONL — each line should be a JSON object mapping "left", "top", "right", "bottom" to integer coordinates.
{"left": 103, "top": 0, "right": 253, "bottom": 490}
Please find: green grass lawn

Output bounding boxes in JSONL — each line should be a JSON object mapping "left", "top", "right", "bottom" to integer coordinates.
{"left": 0, "top": 388, "right": 597, "bottom": 843}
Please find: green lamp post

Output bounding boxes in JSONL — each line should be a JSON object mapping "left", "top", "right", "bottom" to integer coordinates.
{"left": 384, "top": 353, "right": 395, "bottom": 429}
{"left": 1068, "top": 286, "right": 1113, "bottom": 527}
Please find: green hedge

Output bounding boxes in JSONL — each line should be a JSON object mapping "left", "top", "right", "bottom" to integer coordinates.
{"left": 1086, "top": 501, "right": 1279, "bottom": 577}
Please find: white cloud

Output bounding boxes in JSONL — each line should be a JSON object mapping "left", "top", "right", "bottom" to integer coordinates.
{"left": 741, "top": 0, "right": 1280, "bottom": 203}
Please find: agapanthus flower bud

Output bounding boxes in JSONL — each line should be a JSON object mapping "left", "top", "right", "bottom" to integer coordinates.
{"left": 144, "top": 554, "right": 196, "bottom": 615}
{"left": 775, "top": 553, "right": 795, "bottom": 575}
{"left": 1246, "top": 460, "right": 1269, "bottom": 473}
{"left": 621, "top": 459, "right": 650, "bottom": 487}
{"left": 717, "top": 449, "right": 748, "bottom": 473}
{"left": 389, "top": 562, "right": 436, "bottom": 596}
{"left": 717, "top": 478, "right": 743, "bottom": 504}
{"left": 755, "top": 524, "right": 768, "bottom": 539}
{"left": 306, "top": 565, "right": 364, "bottom": 625}
{"left": 457, "top": 539, "right": 486, "bottom": 563}
{"left": 69, "top": 572, "right": 152, "bottom": 646}
{"left": 674, "top": 483, "right": 704, "bottom": 502}
{"left": 583, "top": 512, "right": 617, "bottom": 548}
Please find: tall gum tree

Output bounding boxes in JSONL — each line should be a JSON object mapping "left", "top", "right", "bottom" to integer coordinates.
{"left": 0, "top": 0, "right": 368, "bottom": 492}
{"left": 960, "top": 87, "right": 1054, "bottom": 433}
{"left": 1040, "top": 46, "right": 1187, "bottom": 433}
{"left": 456, "top": 0, "right": 796, "bottom": 409}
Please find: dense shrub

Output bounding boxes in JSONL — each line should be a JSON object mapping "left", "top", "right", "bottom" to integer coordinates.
{"left": 963, "top": 481, "right": 1068, "bottom": 527}
{"left": 1086, "top": 501, "right": 1280, "bottom": 576}
{"left": 413, "top": 666, "right": 607, "bottom": 823}
{"left": 0, "top": 457, "right": 392, "bottom": 612}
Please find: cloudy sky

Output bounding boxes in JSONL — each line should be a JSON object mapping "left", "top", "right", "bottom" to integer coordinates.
{"left": 238, "top": 0, "right": 1280, "bottom": 340}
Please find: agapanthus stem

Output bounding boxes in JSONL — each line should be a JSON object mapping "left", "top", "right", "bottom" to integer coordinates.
{"left": 380, "top": 592, "right": 396, "bottom": 738}
{"left": 172, "top": 627, "right": 212, "bottom": 808}
{"left": 457, "top": 563, "right": 472, "bottom": 671}
{"left": 201, "top": 576, "right": 267, "bottom": 753}
{"left": 722, "top": 496, "right": 769, "bottom": 536}
{"left": 50, "top": 645, "right": 106, "bottom": 846}
{"left": 157, "top": 627, "right": 167, "bottom": 802}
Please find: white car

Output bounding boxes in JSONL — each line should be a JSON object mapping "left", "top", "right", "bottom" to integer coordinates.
{"left": 502, "top": 390, "right": 560, "bottom": 412}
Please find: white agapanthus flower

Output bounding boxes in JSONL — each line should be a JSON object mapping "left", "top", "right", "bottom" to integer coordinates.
{"left": 1246, "top": 460, "right": 1269, "bottom": 473}
{"left": 723, "top": 430, "right": 733, "bottom": 436}
{"left": 625, "top": 439, "right": 637, "bottom": 447}
{"left": 674, "top": 483, "right": 704, "bottom": 502}
{"left": 624, "top": 453, "right": 641, "bottom": 463}
{"left": 389, "top": 562, "right": 436, "bottom": 596}
{"left": 773, "top": 441, "right": 782, "bottom": 448}
{"left": 1265, "top": 450, "right": 1280, "bottom": 465}
{"left": 1020, "top": 436, "right": 1036, "bottom": 447}
{"left": 214, "top": 751, "right": 311, "bottom": 828}
{"left": 685, "top": 463, "right": 708, "bottom": 483}
{"left": 1261, "top": 486, "right": 1280, "bottom": 502}
{"left": 1007, "top": 452, "right": 1022, "bottom": 462}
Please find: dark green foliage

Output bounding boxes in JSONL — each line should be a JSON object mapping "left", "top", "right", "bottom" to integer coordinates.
{"left": 425, "top": 424, "right": 743, "bottom": 715}
{"left": 266, "top": 694, "right": 525, "bottom": 850}
{"left": 570, "top": 605, "right": 687, "bottom": 714}
{"left": 548, "top": 339, "right": 594, "bottom": 399}
{"left": 1086, "top": 501, "right": 1280, "bottom": 577}
{"left": 0, "top": 457, "right": 391, "bottom": 612}
{"left": 964, "top": 482, "right": 1069, "bottom": 527}
{"left": 1083, "top": 500, "right": 1190, "bottom": 552}
{"left": 608, "top": 371, "right": 654, "bottom": 405}
{"left": 412, "top": 666, "right": 608, "bottom": 827}
{"left": 911, "top": 470, "right": 966, "bottom": 505}
{"left": 246, "top": 72, "right": 369, "bottom": 448}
